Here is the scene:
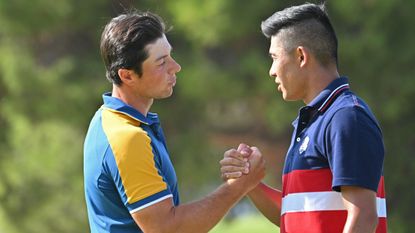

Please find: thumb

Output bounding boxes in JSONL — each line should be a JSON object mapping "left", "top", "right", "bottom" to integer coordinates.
{"left": 248, "top": 147, "right": 263, "bottom": 166}
{"left": 237, "top": 143, "right": 252, "bottom": 157}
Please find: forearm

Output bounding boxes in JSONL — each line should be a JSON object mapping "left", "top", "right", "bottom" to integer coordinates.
{"left": 342, "top": 210, "right": 378, "bottom": 233}
{"left": 166, "top": 182, "right": 247, "bottom": 233}
{"left": 247, "top": 183, "right": 281, "bottom": 226}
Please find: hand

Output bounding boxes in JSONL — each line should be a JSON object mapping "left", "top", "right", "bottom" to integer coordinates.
{"left": 220, "top": 144, "right": 266, "bottom": 192}
{"left": 220, "top": 143, "right": 251, "bottom": 181}
{"left": 240, "top": 146, "right": 266, "bottom": 190}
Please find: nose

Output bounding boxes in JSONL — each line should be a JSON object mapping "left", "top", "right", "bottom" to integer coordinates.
{"left": 269, "top": 69, "right": 275, "bottom": 78}
{"left": 269, "top": 62, "right": 277, "bottom": 78}
{"left": 171, "top": 58, "right": 181, "bottom": 74}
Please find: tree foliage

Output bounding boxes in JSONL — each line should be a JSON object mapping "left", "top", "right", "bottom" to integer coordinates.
{"left": 0, "top": 0, "right": 413, "bottom": 232}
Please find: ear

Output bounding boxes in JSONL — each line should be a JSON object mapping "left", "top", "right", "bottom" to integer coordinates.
{"left": 118, "top": 68, "right": 135, "bottom": 86}
{"left": 296, "top": 46, "right": 308, "bottom": 68}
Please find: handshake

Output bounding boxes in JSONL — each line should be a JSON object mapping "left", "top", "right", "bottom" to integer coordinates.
{"left": 220, "top": 143, "right": 266, "bottom": 193}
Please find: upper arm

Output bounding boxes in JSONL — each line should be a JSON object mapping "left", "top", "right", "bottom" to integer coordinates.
{"left": 325, "top": 106, "right": 384, "bottom": 192}
{"left": 102, "top": 109, "right": 172, "bottom": 214}
{"left": 131, "top": 197, "right": 176, "bottom": 233}
{"left": 341, "top": 186, "right": 378, "bottom": 231}
{"left": 341, "top": 186, "right": 377, "bottom": 213}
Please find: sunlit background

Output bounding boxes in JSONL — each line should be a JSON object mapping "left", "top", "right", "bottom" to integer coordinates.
{"left": 0, "top": 0, "right": 414, "bottom": 232}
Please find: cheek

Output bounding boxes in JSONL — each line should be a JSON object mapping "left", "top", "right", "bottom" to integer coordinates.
{"left": 156, "top": 66, "right": 169, "bottom": 77}
{"left": 148, "top": 67, "right": 164, "bottom": 79}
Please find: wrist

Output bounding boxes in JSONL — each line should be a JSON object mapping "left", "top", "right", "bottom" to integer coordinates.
{"left": 247, "top": 182, "right": 264, "bottom": 196}
{"left": 223, "top": 178, "right": 250, "bottom": 196}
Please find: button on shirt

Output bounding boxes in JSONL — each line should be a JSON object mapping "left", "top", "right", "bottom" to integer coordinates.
{"left": 280, "top": 77, "right": 387, "bottom": 233}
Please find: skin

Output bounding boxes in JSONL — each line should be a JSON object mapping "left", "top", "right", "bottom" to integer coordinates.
{"left": 220, "top": 33, "right": 379, "bottom": 233}
{"left": 113, "top": 34, "right": 181, "bottom": 115}
{"left": 113, "top": 34, "right": 266, "bottom": 233}
{"left": 132, "top": 146, "right": 265, "bottom": 233}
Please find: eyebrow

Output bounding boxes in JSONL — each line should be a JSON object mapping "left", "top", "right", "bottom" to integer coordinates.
{"left": 155, "top": 54, "right": 169, "bottom": 62}
{"left": 154, "top": 47, "right": 173, "bottom": 62}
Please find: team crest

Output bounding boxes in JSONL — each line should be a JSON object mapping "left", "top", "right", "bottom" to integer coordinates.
{"left": 299, "top": 136, "right": 309, "bottom": 154}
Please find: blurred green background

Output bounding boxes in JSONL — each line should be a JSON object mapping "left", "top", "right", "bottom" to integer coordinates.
{"left": 0, "top": 0, "right": 413, "bottom": 232}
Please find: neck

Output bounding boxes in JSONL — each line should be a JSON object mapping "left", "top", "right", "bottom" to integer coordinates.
{"left": 303, "top": 65, "right": 339, "bottom": 105}
{"left": 111, "top": 85, "right": 153, "bottom": 116}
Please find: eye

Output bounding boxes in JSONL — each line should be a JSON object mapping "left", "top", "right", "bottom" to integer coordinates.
{"left": 158, "top": 59, "right": 166, "bottom": 66}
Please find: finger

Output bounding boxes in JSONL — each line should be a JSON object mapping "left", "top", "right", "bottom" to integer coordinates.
{"left": 224, "top": 148, "right": 245, "bottom": 159}
{"left": 242, "top": 162, "right": 250, "bottom": 174}
{"left": 249, "top": 147, "right": 263, "bottom": 160}
{"left": 221, "top": 165, "right": 248, "bottom": 174}
{"left": 237, "top": 143, "right": 253, "bottom": 157}
{"left": 248, "top": 147, "right": 265, "bottom": 168}
{"left": 220, "top": 157, "right": 248, "bottom": 167}
{"left": 250, "top": 146, "right": 260, "bottom": 154}
{"left": 237, "top": 143, "right": 249, "bottom": 152}
{"left": 222, "top": 172, "right": 243, "bottom": 180}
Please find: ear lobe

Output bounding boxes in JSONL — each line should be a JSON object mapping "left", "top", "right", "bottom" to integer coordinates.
{"left": 118, "top": 68, "right": 135, "bottom": 86}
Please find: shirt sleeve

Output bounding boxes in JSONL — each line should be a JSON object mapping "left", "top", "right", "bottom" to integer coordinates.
{"left": 325, "top": 106, "right": 384, "bottom": 192}
{"left": 102, "top": 110, "right": 172, "bottom": 213}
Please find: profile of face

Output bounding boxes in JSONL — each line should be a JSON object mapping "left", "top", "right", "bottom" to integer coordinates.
{"left": 268, "top": 35, "right": 306, "bottom": 101}
{"left": 132, "top": 34, "right": 181, "bottom": 99}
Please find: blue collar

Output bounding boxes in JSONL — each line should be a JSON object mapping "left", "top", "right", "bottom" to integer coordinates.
{"left": 102, "top": 92, "right": 159, "bottom": 125}
{"left": 292, "top": 76, "right": 350, "bottom": 128}
{"left": 308, "top": 76, "right": 350, "bottom": 113}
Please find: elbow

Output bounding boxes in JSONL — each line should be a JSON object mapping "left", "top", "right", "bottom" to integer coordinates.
{"left": 270, "top": 217, "right": 280, "bottom": 227}
{"left": 265, "top": 215, "right": 280, "bottom": 227}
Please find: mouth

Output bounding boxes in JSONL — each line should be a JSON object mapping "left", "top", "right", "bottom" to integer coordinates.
{"left": 275, "top": 81, "right": 281, "bottom": 91}
{"left": 169, "top": 77, "right": 176, "bottom": 86}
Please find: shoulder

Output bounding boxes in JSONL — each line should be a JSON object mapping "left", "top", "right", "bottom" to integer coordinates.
{"left": 101, "top": 108, "right": 152, "bottom": 152}
{"left": 325, "top": 92, "right": 381, "bottom": 132}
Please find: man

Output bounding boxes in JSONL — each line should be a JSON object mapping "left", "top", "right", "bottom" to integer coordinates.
{"left": 83, "top": 11, "right": 265, "bottom": 233}
{"left": 220, "top": 3, "right": 387, "bottom": 233}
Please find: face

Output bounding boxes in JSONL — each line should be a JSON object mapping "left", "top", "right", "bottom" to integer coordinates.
{"left": 268, "top": 35, "right": 306, "bottom": 101}
{"left": 133, "top": 34, "right": 181, "bottom": 99}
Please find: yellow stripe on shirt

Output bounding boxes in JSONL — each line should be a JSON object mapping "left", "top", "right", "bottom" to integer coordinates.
{"left": 102, "top": 107, "right": 167, "bottom": 204}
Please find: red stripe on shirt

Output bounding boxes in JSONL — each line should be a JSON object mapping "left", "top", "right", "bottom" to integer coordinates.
{"left": 283, "top": 169, "right": 385, "bottom": 197}
{"left": 319, "top": 86, "right": 349, "bottom": 112}
{"left": 282, "top": 168, "right": 333, "bottom": 196}
{"left": 376, "top": 217, "right": 387, "bottom": 233}
{"left": 377, "top": 176, "right": 385, "bottom": 198}
{"left": 281, "top": 212, "right": 387, "bottom": 233}
{"left": 281, "top": 210, "right": 347, "bottom": 233}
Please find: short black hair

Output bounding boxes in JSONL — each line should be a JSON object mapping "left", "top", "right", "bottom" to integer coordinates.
{"left": 100, "top": 11, "right": 166, "bottom": 85}
{"left": 261, "top": 3, "right": 338, "bottom": 66}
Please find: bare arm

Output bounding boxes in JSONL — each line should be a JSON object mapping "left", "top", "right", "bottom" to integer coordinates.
{"left": 341, "top": 186, "right": 378, "bottom": 233}
{"left": 247, "top": 183, "right": 281, "bottom": 226}
{"left": 132, "top": 148, "right": 265, "bottom": 233}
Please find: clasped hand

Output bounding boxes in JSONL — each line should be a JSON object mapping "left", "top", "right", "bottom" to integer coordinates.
{"left": 220, "top": 143, "right": 266, "bottom": 190}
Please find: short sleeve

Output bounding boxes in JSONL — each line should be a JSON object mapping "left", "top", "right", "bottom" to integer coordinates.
{"left": 102, "top": 109, "right": 172, "bottom": 213}
{"left": 325, "top": 106, "right": 384, "bottom": 192}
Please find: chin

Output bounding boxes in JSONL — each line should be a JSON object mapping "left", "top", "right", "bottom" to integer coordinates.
{"left": 162, "top": 91, "right": 174, "bottom": 99}
{"left": 282, "top": 94, "right": 296, "bottom": 102}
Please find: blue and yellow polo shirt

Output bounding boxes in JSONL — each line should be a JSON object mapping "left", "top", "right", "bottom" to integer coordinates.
{"left": 83, "top": 93, "right": 179, "bottom": 233}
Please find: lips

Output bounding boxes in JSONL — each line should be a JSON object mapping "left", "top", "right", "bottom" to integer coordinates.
{"left": 169, "top": 77, "right": 176, "bottom": 86}
{"left": 275, "top": 81, "right": 281, "bottom": 92}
